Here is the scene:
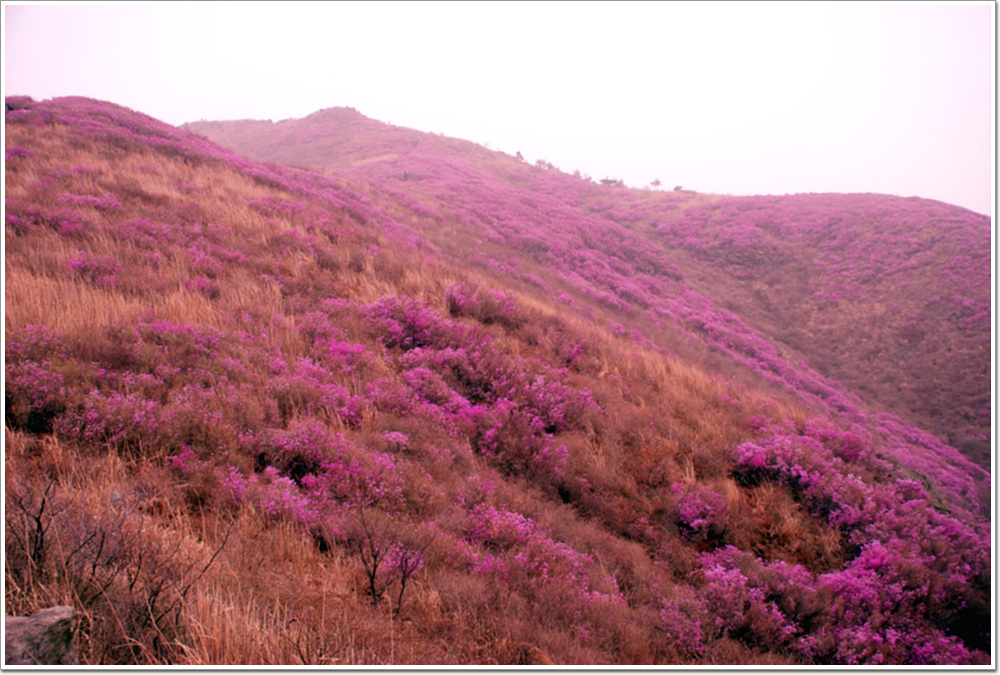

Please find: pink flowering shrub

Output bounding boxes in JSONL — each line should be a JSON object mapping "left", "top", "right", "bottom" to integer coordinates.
{"left": 657, "top": 592, "right": 708, "bottom": 659}
{"left": 401, "top": 366, "right": 473, "bottom": 414}
{"left": 186, "top": 245, "right": 225, "bottom": 278}
{"left": 266, "top": 358, "right": 366, "bottom": 427}
{"left": 396, "top": 342, "right": 498, "bottom": 406}
{"left": 219, "top": 465, "right": 250, "bottom": 504}
{"left": 165, "top": 445, "right": 199, "bottom": 475}
{"left": 445, "top": 280, "right": 523, "bottom": 330}
{"left": 67, "top": 250, "right": 121, "bottom": 287}
{"left": 5, "top": 360, "right": 68, "bottom": 433}
{"left": 137, "top": 320, "right": 224, "bottom": 363}
{"left": 5, "top": 146, "right": 35, "bottom": 160}
{"left": 466, "top": 504, "right": 536, "bottom": 549}
{"left": 801, "top": 540, "right": 977, "bottom": 664}
{"left": 183, "top": 276, "right": 217, "bottom": 297}
{"left": 364, "top": 295, "right": 452, "bottom": 351}
{"left": 455, "top": 472, "right": 499, "bottom": 508}
{"left": 692, "top": 548, "right": 798, "bottom": 651}
{"left": 382, "top": 431, "right": 409, "bottom": 452}
{"left": 5, "top": 327, "right": 73, "bottom": 433}
{"left": 197, "top": 466, "right": 319, "bottom": 524}
{"left": 6, "top": 325, "right": 67, "bottom": 362}
{"left": 246, "top": 196, "right": 307, "bottom": 219}
{"left": 112, "top": 217, "right": 179, "bottom": 247}
{"left": 471, "top": 398, "right": 568, "bottom": 482}
{"left": 361, "top": 299, "right": 600, "bottom": 487}
{"left": 57, "top": 192, "right": 120, "bottom": 211}
{"left": 54, "top": 388, "right": 162, "bottom": 456}
{"left": 221, "top": 424, "right": 407, "bottom": 522}
{"left": 47, "top": 207, "right": 94, "bottom": 236}
{"left": 258, "top": 420, "right": 339, "bottom": 484}
{"left": 671, "top": 482, "right": 730, "bottom": 539}
{"left": 463, "top": 501, "right": 626, "bottom": 625}
{"left": 306, "top": 448, "right": 405, "bottom": 512}
{"left": 724, "top": 418, "right": 990, "bottom": 660}
{"left": 314, "top": 338, "right": 370, "bottom": 374}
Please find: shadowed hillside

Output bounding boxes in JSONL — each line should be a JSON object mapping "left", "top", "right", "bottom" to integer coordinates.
{"left": 5, "top": 96, "right": 991, "bottom": 666}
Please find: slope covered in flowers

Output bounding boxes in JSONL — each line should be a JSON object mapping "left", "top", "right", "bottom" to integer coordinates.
{"left": 187, "top": 110, "right": 991, "bottom": 470}
{"left": 5, "top": 96, "right": 992, "bottom": 666}
{"left": 653, "top": 193, "right": 991, "bottom": 468}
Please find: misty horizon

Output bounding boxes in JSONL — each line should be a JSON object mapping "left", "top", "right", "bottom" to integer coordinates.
{"left": 4, "top": 2, "right": 993, "bottom": 216}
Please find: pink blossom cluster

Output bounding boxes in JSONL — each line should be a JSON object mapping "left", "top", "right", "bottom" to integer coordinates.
{"left": 671, "top": 482, "right": 730, "bottom": 536}
{"left": 57, "top": 192, "right": 120, "bottom": 211}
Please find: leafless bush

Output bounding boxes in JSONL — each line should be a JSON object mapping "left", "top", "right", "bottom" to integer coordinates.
{"left": 341, "top": 508, "right": 435, "bottom": 616}
{"left": 5, "top": 479, "right": 231, "bottom": 663}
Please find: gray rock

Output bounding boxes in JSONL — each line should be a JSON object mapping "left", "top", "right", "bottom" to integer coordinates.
{"left": 5, "top": 606, "right": 78, "bottom": 665}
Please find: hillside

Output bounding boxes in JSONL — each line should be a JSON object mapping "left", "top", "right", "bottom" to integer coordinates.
{"left": 5, "top": 96, "right": 992, "bottom": 665}
{"left": 185, "top": 110, "right": 992, "bottom": 469}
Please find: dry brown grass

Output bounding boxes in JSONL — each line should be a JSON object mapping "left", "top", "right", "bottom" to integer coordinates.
{"left": 5, "top": 427, "right": 450, "bottom": 665}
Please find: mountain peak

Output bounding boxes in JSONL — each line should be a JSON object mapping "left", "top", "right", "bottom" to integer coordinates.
{"left": 303, "top": 105, "right": 366, "bottom": 121}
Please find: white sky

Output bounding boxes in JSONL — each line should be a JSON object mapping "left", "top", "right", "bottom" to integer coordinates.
{"left": 3, "top": 1, "right": 995, "bottom": 215}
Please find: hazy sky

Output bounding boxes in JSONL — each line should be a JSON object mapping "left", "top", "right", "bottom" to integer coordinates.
{"left": 4, "top": 2, "right": 994, "bottom": 215}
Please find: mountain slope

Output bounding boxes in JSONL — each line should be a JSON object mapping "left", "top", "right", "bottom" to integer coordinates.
{"left": 5, "top": 96, "right": 992, "bottom": 665}
{"left": 184, "top": 110, "right": 992, "bottom": 469}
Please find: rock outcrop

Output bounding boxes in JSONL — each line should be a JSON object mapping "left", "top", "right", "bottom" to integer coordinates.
{"left": 5, "top": 606, "right": 78, "bottom": 665}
